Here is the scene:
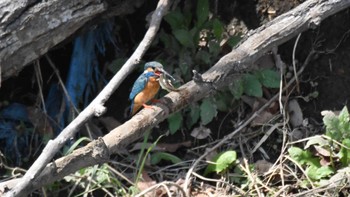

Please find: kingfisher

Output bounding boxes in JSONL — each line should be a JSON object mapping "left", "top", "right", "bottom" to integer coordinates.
{"left": 129, "top": 61, "right": 173, "bottom": 116}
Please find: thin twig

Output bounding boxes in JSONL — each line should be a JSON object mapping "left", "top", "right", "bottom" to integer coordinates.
{"left": 292, "top": 33, "right": 301, "bottom": 93}
{"left": 45, "top": 54, "right": 79, "bottom": 114}
{"left": 34, "top": 60, "right": 46, "bottom": 113}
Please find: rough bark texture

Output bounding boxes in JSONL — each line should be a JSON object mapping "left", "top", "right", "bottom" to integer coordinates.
{"left": 0, "top": 0, "right": 143, "bottom": 79}
{"left": 1, "top": 0, "right": 350, "bottom": 195}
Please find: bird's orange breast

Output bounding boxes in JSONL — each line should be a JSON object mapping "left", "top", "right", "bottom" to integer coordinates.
{"left": 133, "top": 77, "right": 160, "bottom": 105}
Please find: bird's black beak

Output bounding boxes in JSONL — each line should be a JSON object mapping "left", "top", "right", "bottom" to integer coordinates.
{"left": 157, "top": 68, "right": 175, "bottom": 81}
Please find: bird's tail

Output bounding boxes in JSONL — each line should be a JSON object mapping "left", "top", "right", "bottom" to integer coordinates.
{"left": 130, "top": 103, "right": 142, "bottom": 116}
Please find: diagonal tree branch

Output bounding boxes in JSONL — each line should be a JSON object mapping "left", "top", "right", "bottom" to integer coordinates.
{"left": 4, "top": 0, "right": 171, "bottom": 196}
{"left": 2, "top": 0, "right": 350, "bottom": 196}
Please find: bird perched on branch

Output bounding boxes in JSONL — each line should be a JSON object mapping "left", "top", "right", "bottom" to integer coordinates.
{"left": 129, "top": 61, "right": 174, "bottom": 116}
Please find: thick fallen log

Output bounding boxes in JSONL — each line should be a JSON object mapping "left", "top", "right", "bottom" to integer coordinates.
{"left": 1, "top": 0, "right": 350, "bottom": 196}
{"left": 0, "top": 0, "right": 143, "bottom": 79}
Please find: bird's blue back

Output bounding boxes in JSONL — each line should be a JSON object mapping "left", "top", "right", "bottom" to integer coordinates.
{"left": 129, "top": 71, "right": 158, "bottom": 100}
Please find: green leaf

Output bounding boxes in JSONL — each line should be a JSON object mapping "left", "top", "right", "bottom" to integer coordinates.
{"left": 64, "top": 137, "right": 91, "bottom": 155}
{"left": 196, "top": 0, "right": 209, "bottom": 27}
{"left": 200, "top": 98, "right": 217, "bottom": 125}
{"left": 338, "top": 106, "right": 350, "bottom": 138}
{"left": 173, "top": 29, "right": 194, "bottom": 48}
{"left": 167, "top": 112, "right": 183, "bottom": 134}
{"left": 322, "top": 111, "right": 341, "bottom": 140}
{"left": 288, "top": 147, "right": 319, "bottom": 167}
{"left": 305, "top": 136, "right": 329, "bottom": 149}
{"left": 256, "top": 69, "right": 281, "bottom": 88}
{"left": 322, "top": 107, "right": 350, "bottom": 141}
{"left": 306, "top": 165, "right": 334, "bottom": 181}
{"left": 339, "top": 138, "right": 350, "bottom": 166}
{"left": 229, "top": 78, "right": 244, "bottom": 100}
{"left": 204, "top": 150, "right": 237, "bottom": 175}
{"left": 338, "top": 106, "right": 349, "bottom": 124}
{"left": 151, "top": 152, "right": 182, "bottom": 165}
{"left": 243, "top": 74, "right": 262, "bottom": 97}
{"left": 164, "top": 10, "right": 186, "bottom": 30}
{"left": 186, "top": 104, "right": 200, "bottom": 129}
{"left": 212, "top": 18, "right": 224, "bottom": 40}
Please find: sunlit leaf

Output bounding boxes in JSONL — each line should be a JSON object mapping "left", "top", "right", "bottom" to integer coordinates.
{"left": 338, "top": 106, "right": 350, "bottom": 138}
{"left": 204, "top": 150, "right": 237, "bottom": 175}
{"left": 305, "top": 135, "right": 329, "bottom": 149}
{"left": 288, "top": 147, "right": 319, "bottom": 167}
{"left": 339, "top": 138, "right": 350, "bottom": 166}
{"left": 200, "top": 98, "right": 217, "bottom": 125}
{"left": 306, "top": 165, "right": 334, "bottom": 181}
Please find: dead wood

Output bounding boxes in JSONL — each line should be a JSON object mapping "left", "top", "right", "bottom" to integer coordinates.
{"left": 0, "top": 0, "right": 144, "bottom": 79}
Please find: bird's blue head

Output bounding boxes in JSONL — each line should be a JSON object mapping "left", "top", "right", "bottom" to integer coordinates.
{"left": 143, "top": 61, "right": 175, "bottom": 80}
{"left": 144, "top": 61, "right": 164, "bottom": 71}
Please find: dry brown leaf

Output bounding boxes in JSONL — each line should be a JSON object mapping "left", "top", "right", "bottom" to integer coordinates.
{"left": 137, "top": 171, "right": 162, "bottom": 197}
{"left": 251, "top": 111, "right": 274, "bottom": 126}
{"left": 314, "top": 145, "right": 331, "bottom": 157}
{"left": 191, "top": 125, "right": 211, "bottom": 139}
{"left": 255, "top": 160, "right": 273, "bottom": 175}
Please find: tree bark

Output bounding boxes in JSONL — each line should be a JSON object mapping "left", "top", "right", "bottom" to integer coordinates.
{"left": 0, "top": 0, "right": 143, "bottom": 79}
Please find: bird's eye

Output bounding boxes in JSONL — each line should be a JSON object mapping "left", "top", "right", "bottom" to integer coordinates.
{"left": 152, "top": 67, "right": 155, "bottom": 70}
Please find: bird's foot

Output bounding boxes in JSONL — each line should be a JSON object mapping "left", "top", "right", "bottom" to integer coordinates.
{"left": 142, "top": 104, "right": 154, "bottom": 109}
